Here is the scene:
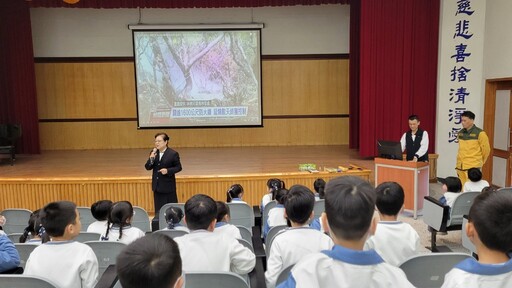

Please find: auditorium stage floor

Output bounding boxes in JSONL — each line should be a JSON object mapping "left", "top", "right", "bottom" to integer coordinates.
{"left": 0, "top": 145, "right": 375, "bottom": 180}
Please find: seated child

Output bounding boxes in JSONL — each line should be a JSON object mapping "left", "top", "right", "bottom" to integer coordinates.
{"left": 264, "top": 188, "right": 289, "bottom": 239}
{"left": 265, "top": 185, "right": 333, "bottom": 288}
{"left": 19, "top": 209, "right": 50, "bottom": 244}
{"left": 313, "top": 178, "right": 326, "bottom": 200}
{"left": 87, "top": 200, "right": 112, "bottom": 234}
{"left": 0, "top": 214, "right": 6, "bottom": 236}
{"left": 364, "top": 182, "right": 420, "bottom": 266}
{"left": 463, "top": 168, "right": 489, "bottom": 192}
{"left": 278, "top": 176, "right": 414, "bottom": 288}
{"left": 439, "top": 176, "right": 462, "bottom": 208}
{"left": 101, "top": 201, "right": 145, "bottom": 245}
{"left": 226, "top": 184, "right": 246, "bottom": 203}
{"left": 0, "top": 235, "right": 20, "bottom": 273}
{"left": 116, "top": 233, "right": 184, "bottom": 288}
{"left": 213, "top": 201, "right": 242, "bottom": 239}
{"left": 163, "top": 206, "right": 189, "bottom": 232}
{"left": 441, "top": 189, "right": 512, "bottom": 287}
{"left": 261, "top": 178, "right": 285, "bottom": 212}
{"left": 24, "top": 201, "right": 99, "bottom": 288}
{"left": 174, "top": 194, "right": 255, "bottom": 275}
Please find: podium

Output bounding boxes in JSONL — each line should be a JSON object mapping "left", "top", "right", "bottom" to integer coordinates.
{"left": 374, "top": 158, "right": 429, "bottom": 219}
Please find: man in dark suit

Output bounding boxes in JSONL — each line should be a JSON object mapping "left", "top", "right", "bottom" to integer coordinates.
{"left": 145, "top": 132, "right": 182, "bottom": 219}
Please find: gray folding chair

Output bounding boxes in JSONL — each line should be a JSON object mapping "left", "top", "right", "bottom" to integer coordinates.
{"left": 184, "top": 271, "right": 249, "bottom": 288}
{"left": 85, "top": 241, "right": 127, "bottom": 278}
{"left": 14, "top": 243, "right": 39, "bottom": 269}
{"left": 132, "top": 206, "right": 151, "bottom": 232}
{"left": 227, "top": 203, "right": 254, "bottom": 229}
{"left": 7, "top": 233, "right": 24, "bottom": 244}
{"left": 276, "top": 264, "right": 295, "bottom": 287}
{"left": 158, "top": 203, "right": 186, "bottom": 230}
{"left": 75, "top": 232, "right": 101, "bottom": 243}
{"left": 1, "top": 209, "right": 32, "bottom": 235}
{"left": 0, "top": 275, "right": 58, "bottom": 288}
{"left": 399, "top": 252, "right": 472, "bottom": 287}
{"left": 313, "top": 199, "right": 325, "bottom": 219}
{"left": 236, "top": 225, "right": 252, "bottom": 243}
{"left": 237, "top": 238, "right": 254, "bottom": 253}
{"left": 262, "top": 201, "right": 277, "bottom": 235}
{"left": 153, "top": 229, "right": 189, "bottom": 239}
{"left": 265, "top": 225, "right": 288, "bottom": 258}
{"left": 462, "top": 215, "right": 477, "bottom": 256}
{"left": 77, "top": 207, "right": 96, "bottom": 232}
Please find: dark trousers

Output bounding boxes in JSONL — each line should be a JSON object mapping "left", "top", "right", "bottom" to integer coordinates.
{"left": 153, "top": 192, "right": 175, "bottom": 219}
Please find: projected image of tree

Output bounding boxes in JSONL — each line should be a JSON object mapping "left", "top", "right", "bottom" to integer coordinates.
{"left": 134, "top": 30, "right": 262, "bottom": 127}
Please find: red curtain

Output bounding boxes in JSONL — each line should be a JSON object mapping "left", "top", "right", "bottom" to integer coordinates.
{"left": 29, "top": 0, "right": 350, "bottom": 8}
{"left": 351, "top": 0, "right": 439, "bottom": 157}
{"left": 0, "top": 1, "right": 40, "bottom": 153}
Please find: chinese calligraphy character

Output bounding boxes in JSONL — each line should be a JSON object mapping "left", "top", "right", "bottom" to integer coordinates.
{"left": 448, "top": 127, "right": 462, "bottom": 143}
{"left": 451, "top": 44, "right": 471, "bottom": 63}
{"left": 450, "top": 66, "right": 471, "bottom": 82}
{"left": 454, "top": 20, "right": 473, "bottom": 39}
{"left": 449, "top": 87, "right": 470, "bottom": 104}
{"left": 456, "top": 0, "right": 474, "bottom": 16}
{"left": 448, "top": 108, "right": 466, "bottom": 124}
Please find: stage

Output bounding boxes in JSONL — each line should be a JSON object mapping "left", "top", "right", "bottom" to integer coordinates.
{"left": 0, "top": 146, "right": 374, "bottom": 214}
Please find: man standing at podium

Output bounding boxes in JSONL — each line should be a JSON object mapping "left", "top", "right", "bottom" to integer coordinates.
{"left": 400, "top": 115, "right": 429, "bottom": 162}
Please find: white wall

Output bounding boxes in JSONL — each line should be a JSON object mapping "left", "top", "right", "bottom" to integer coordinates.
{"left": 483, "top": 0, "right": 512, "bottom": 79}
{"left": 30, "top": 4, "right": 349, "bottom": 57}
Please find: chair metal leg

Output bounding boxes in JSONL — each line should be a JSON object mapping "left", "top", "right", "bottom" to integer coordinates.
{"left": 10, "top": 147, "right": 15, "bottom": 166}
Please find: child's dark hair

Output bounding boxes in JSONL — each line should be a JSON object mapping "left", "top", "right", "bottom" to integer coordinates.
{"left": 117, "top": 233, "right": 182, "bottom": 288}
{"left": 164, "top": 206, "right": 184, "bottom": 229}
{"left": 443, "top": 176, "right": 462, "bottom": 192}
{"left": 314, "top": 178, "right": 326, "bottom": 199}
{"left": 467, "top": 168, "right": 483, "bottom": 182}
{"left": 184, "top": 194, "right": 217, "bottom": 231}
{"left": 375, "top": 182, "right": 404, "bottom": 216}
{"left": 468, "top": 190, "right": 512, "bottom": 254}
{"left": 40, "top": 201, "right": 78, "bottom": 237}
{"left": 19, "top": 209, "right": 50, "bottom": 243}
{"left": 285, "top": 185, "right": 315, "bottom": 225}
{"left": 91, "top": 200, "right": 113, "bottom": 221}
{"left": 226, "top": 184, "right": 244, "bottom": 203}
{"left": 104, "top": 201, "right": 134, "bottom": 241}
{"left": 216, "top": 201, "right": 230, "bottom": 223}
{"left": 275, "top": 188, "right": 288, "bottom": 205}
{"left": 267, "top": 178, "right": 285, "bottom": 200}
{"left": 324, "top": 176, "right": 375, "bottom": 240}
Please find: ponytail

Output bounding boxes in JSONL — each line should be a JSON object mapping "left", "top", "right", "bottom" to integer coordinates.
{"left": 19, "top": 226, "right": 31, "bottom": 243}
{"left": 226, "top": 184, "right": 244, "bottom": 203}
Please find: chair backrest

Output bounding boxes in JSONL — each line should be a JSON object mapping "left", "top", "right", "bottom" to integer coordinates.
{"left": 0, "top": 124, "right": 22, "bottom": 145}
{"left": 1, "top": 209, "right": 32, "bottom": 235}
{"left": 462, "top": 215, "right": 477, "bottom": 256}
{"left": 132, "top": 206, "right": 151, "bottom": 232}
{"left": 276, "top": 264, "right": 295, "bottom": 287}
{"left": 227, "top": 203, "right": 254, "bottom": 229}
{"left": 153, "top": 229, "right": 189, "bottom": 239}
{"left": 14, "top": 243, "right": 39, "bottom": 269}
{"left": 75, "top": 232, "right": 101, "bottom": 243}
{"left": 84, "top": 241, "right": 127, "bottom": 278}
{"left": 236, "top": 225, "right": 252, "bottom": 243}
{"left": 237, "top": 238, "right": 254, "bottom": 253}
{"left": 158, "top": 203, "right": 186, "bottom": 230}
{"left": 0, "top": 275, "right": 58, "bottom": 288}
{"left": 77, "top": 207, "right": 96, "bottom": 232}
{"left": 265, "top": 225, "right": 288, "bottom": 258}
{"left": 184, "top": 271, "right": 250, "bottom": 288}
{"left": 399, "top": 252, "right": 472, "bottom": 287}
{"left": 423, "top": 197, "right": 448, "bottom": 231}
{"left": 497, "top": 187, "right": 512, "bottom": 194}
{"left": 447, "top": 192, "right": 480, "bottom": 226}
{"left": 7, "top": 233, "right": 24, "bottom": 244}
{"left": 313, "top": 199, "right": 325, "bottom": 219}
{"left": 262, "top": 201, "right": 277, "bottom": 234}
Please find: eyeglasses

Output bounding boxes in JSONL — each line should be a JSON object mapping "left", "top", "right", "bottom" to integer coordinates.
{"left": 154, "top": 140, "right": 164, "bottom": 143}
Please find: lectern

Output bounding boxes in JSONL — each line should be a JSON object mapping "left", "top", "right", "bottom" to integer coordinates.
{"left": 374, "top": 158, "right": 429, "bottom": 219}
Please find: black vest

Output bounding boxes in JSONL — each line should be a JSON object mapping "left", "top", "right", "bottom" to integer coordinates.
{"left": 405, "top": 129, "right": 428, "bottom": 161}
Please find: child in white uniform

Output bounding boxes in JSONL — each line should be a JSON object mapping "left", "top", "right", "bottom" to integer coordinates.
{"left": 174, "top": 194, "right": 255, "bottom": 275}
{"left": 364, "top": 182, "right": 420, "bottom": 266}
{"left": 261, "top": 178, "right": 285, "bottom": 212}
{"left": 463, "top": 168, "right": 489, "bottom": 192}
{"left": 101, "top": 201, "right": 145, "bottom": 245}
{"left": 441, "top": 190, "right": 512, "bottom": 288}
{"left": 313, "top": 178, "right": 326, "bottom": 201}
{"left": 439, "top": 176, "right": 462, "bottom": 208}
{"left": 163, "top": 206, "right": 189, "bottom": 232}
{"left": 265, "top": 185, "right": 333, "bottom": 288}
{"left": 226, "top": 184, "right": 247, "bottom": 203}
{"left": 25, "top": 201, "right": 99, "bottom": 288}
{"left": 214, "top": 201, "right": 242, "bottom": 239}
{"left": 87, "top": 200, "right": 112, "bottom": 234}
{"left": 19, "top": 209, "right": 50, "bottom": 244}
{"left": 278, "top": 176, "right": 414, "bottom": 288}
{"left": 265, "top": 188, "right": 289, "bottom": 238}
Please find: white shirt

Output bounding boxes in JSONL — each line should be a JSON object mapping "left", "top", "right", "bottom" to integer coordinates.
{"left": 277, "top": 245, "right": 414, "bottom": 288}
{"left": 214, "top": 222, "right": 242, "bottom": 239}
{"left": 25, "top": 241, "right": 99, "bottom": 288}
{"left": 268, "top": 206, "right": 287, "bottom": 227}
{"left": 463, "top": 180, "right": 489, "bottom": 192}
{"left": 174, "top": 229, "right": 255, "bottom": 275}
{"left": 265, "top": 226, "right": 334, "bottom": 288}
{"left": 400, "top": 130, "right": 429, "bottom": 158}
{"left": 261, "top": 193, "right": 273, "bottom": 211}
{"left": 101, "top": 226, "right": 145, "bottom": 245}
{"left": 364, "top": 221, "right": 420, "bottom": 266}
{"left": 441, "top": 257, "right": 512, "bottom": 288}
{"left": 444, "top": 192, "right": 461, "bottom": 208}
{"left": 87, "top": 220, "right": 109, "bottom": 235}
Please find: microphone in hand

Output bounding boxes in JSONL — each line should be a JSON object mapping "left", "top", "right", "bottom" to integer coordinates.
{"left": 150, "top": 148, "right": 157, "bottom": 164}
